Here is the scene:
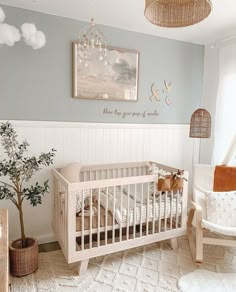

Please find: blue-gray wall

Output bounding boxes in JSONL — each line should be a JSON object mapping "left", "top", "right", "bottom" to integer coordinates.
{"left": 0, "top": 5, "right": 204, "bottom": 124}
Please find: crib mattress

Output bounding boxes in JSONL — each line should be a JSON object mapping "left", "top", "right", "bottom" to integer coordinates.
{"left": 76, "top": 196, "right": 181, "bottom": 232}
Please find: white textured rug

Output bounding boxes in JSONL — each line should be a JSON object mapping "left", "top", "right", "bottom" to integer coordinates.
{"left": 178, "top": 269, "right": 236, "bottom": 292}
{"left": 11, "top": 236, "right": 236, "bottom": 292}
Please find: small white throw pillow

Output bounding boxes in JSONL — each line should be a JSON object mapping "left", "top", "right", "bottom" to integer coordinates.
{"left": 205, "top": 191, "right": 236, "bottom": 227}
{"left": 60, "top": 163, "right": 89, "bottom": 214}
{"left": 60, "top": 162, "right": 81, "bottom": 183}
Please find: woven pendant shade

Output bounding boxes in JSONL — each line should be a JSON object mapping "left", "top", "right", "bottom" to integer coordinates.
{"left": 189, "top": 108, "right": 211, "bottom": 138}
{"left": 144, "top": 0, "right": 212, "bottom": 28}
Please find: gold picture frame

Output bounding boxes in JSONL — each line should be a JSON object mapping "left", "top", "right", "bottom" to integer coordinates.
{"left": 72, "top": 43, "right": 139, "bottom": 101}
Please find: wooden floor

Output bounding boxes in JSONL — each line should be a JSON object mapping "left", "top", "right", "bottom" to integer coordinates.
{"left": 39, "top": 241, "right": 61, "bottom": 253}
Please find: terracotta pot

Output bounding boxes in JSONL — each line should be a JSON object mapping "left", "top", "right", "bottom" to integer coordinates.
{"left": 9, "top": 237, "right": 38, "bottom": 276}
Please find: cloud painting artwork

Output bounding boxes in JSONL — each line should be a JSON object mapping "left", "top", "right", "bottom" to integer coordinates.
{"left": 73, "top": 46, "right": 139, "bottom": 101}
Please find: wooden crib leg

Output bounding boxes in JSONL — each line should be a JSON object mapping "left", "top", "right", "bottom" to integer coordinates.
{"left": 195, "top": 224, "right": 203, "bottom": 264}
{"left": 170, "top": 238, "right": 178, "bottom": 250}
{"left": 195, "top": 205, "right": 203, "bottom": 264}
{"left": 187, "top": 207, "right": 196, "bottom": 262}
{"left": 78, "top": 259, "right": 89, "bottom": 276}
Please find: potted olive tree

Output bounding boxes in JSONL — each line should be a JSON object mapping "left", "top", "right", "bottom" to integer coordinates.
{"left": 0, "top": 122, "right": 56, "bottom": 276}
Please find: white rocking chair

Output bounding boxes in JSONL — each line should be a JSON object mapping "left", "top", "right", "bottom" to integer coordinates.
{"left": 187, "top": 164, "right": 236, "bottom": 264}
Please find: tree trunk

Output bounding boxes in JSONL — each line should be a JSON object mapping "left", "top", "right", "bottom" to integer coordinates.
{"left": 18, "top": 203, "right": 27, "bottom": 248}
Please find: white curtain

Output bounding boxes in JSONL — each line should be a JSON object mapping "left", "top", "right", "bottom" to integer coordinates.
{"left": 213, "top": 40, "right": 236, "bottom": 164}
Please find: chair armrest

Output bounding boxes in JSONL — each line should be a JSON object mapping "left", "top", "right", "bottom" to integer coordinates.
{"left": 190, "top": 200, "right": 202, "bottom": 213}
{"left": 190, "top": 201, "right": 202, "bottom": 224}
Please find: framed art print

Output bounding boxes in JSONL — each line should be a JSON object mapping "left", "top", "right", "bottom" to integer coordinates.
{"left": 72, "top": 44, "right": 139, "bottom": 101}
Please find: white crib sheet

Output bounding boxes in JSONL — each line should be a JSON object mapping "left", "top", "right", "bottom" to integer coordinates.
{"left": 99, "top": 186, "right": 182, "bottom": 225}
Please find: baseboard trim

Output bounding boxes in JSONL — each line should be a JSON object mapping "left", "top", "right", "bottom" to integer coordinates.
{"left": 36, "top": 233, "right": 57, "bottom": 245}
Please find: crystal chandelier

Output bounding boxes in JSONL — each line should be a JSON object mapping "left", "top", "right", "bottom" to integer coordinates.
{"left": 77, "top": 18, "right": 107, "bottom": 67}
{"left": 144, "top": 0, "right": 212, "bottom": 28}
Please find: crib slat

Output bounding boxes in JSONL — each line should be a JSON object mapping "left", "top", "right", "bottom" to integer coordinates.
{"left": 59, "top": 184, "right": 64, "bottom": 245}
{"left": 59, "top": 187, "right": 62, "bottom": 244}
{"left": 65, "top": 189, "right": 68, "bottom": 252}
{"left": 170, "top": 191, "right": 173, "bottom": 230}
{"left": 59, "top": 184, "right": 62, "bottom": 244}
{"left": 89, "top": 190, "right": 92, "bottom": 249}
{"left": 127, "top": 184, "right": 130, "bottom": 240}
{"left": 158, "top": 192, "right": 161, "bottom": 233}
{"left": 62, "top": 190, "right": 65, "bottom": 248}
{"left": 58, "top": 183, "right": 60, "bottom": 238}
{"left": 176, "top": 191, "right": 179, "bottom": 228}
{"left": 105, "top": 187, "right": 108, "bottom": 245}
{"left": 133, "top": 183, "right": 137, "bottom": 239}
{"left": 180, "top": 191, "right": 183, "bottom": 228}
{"left": 82, "top": 190, "right": 84, "bottom": 251}
{"left": 98, "top": 188, "right": 101, "bottom": 247}
{"left": 62, "top": 187, "right": 65, "bottom": 248}
{"left": 64, "top": 189, "right": 67, "bottom": 248}
{"left": 53, "top": 178, "right": 56, "bottom": 233}
{"left": 152, "top": 181, "right": 155, "bottom": 234}
{"left": 146, "top": 182, "right": 149, "bottom": 236}
{"left": 54, "top": 179, "right": 58, "bottom": 235}
{"left": 112, "top": 186, "right": 116, "bottom": 244}
{"left": 120, "top": 185, "right": 123, "bottom": 242}
{"left": 57, "top": 182, "right": 59, "bottom": 236}
{"left": 140, "top": 183, "right": 143, "bottom": 237}
{"left": 164, "top": 191, "right": 167, "bottom": 231}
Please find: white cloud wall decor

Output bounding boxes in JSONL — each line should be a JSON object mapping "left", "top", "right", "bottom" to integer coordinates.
{"left": 21, "top": 23, "right": 46, "bottom": 50}
{"left": 0, "top": 7, "right": 5, "bottom": 22}
{"left": 0, "top": 7, "right": 46, "bottom": 49}
{"left": 0, "top": 23, "right": 20, "bottom": 46}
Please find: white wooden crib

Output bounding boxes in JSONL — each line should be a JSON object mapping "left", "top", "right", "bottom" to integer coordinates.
{"left": 52, "top": 161, "right": 188, "bottom": 275}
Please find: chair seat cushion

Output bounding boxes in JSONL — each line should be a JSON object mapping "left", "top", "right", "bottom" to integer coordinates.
{"left": 205, "top": 191, "right": 236, "bottom": 232}
{"left": 202, "top": 219, "right": 236, "bottom": 236}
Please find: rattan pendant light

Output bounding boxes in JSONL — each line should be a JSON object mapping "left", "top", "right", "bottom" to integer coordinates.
{"left": 189, "top": 108, "right": 211, "bottom": 138}
{"left": 144, "top": 0, "right": 212, "bottom": 28}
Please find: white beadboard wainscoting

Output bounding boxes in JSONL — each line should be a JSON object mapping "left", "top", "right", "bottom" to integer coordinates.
{"left": 0, "top": 121, "right": 198, "bottom": 244}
